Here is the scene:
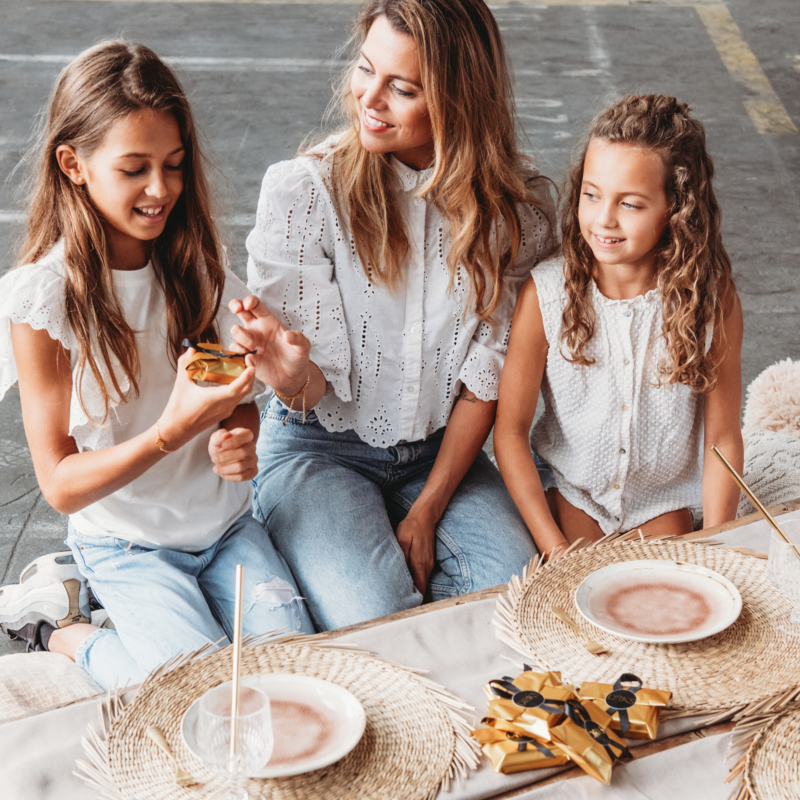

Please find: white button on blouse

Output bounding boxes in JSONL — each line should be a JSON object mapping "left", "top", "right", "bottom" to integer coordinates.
{"left": 246, "top": 146, "right": 554, "bottom": 447}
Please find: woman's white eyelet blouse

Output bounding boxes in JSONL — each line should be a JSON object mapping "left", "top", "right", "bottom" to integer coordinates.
{"left": 246, "top": 146, "right": 554, "bottom": 447}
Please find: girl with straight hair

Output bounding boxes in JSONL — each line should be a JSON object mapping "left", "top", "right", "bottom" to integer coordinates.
{"left": 494, "top": 94, "right": 743, "bottom": 557}
{"left": 229, "top": 0, "right": 555, "bottom": 630}
{"left": 0, "top": 40, "right": 313, "bottom": 690}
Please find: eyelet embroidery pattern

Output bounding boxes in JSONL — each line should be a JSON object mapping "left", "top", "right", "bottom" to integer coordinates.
{"left": 246, "top": 145, "right": 554, "bottom": 447}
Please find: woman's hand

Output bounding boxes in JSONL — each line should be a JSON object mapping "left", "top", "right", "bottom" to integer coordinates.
{"left": 159, "top": 349, "right": 256, "bottom": 450}
{"left": 229, "top": 296, "right": 311, "bottom": 395}
{"left": 209, "top": 427, "right": 258, "bottom": 482}
{"left": 396, "top": 509, "right": 436, "bottom": 595}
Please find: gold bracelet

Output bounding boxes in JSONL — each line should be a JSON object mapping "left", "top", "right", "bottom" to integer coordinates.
{"left": 273, "top": 371, "right": 311, "bottom": 426}
{"left": 155, "top": 420, "right": 174, "bottom": 454}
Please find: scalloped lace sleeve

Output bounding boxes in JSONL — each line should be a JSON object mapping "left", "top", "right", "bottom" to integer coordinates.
{"left": 219, "top": 267, "right": 266, "bottom": 404}
{"left": 458, "top": 186, "right": 555, "bottom": 401}
{"left": 245, "top": 158, "right": 352, "bottom": 403}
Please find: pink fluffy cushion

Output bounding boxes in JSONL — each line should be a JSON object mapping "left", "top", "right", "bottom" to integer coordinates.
{"left": 742, "top": 358, "right": 800, "bottom": 444}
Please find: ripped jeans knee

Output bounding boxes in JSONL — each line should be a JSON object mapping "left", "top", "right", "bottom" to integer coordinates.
{"left": 243, "top": 576, "right": 314, "bottom": 637}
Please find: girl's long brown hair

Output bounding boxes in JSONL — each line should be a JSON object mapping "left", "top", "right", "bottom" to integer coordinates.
{"left": 312, "top": 0, "right": 546, "bottom": 321}
{"left": 560, "top": 94, "right": 735, "bottom": 392}
{"left": 19, "top": 40, "right": 223, "bottom": 421}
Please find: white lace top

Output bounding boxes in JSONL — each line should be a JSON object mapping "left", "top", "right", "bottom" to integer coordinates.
{"left": 246, "top": 147, "right": 554, "bottom": 447}
{"left": 0, "top": 241, "right": 262, "bottom": 551}
{"left": 530, "top": 258, "right": 706, "bottom": 534}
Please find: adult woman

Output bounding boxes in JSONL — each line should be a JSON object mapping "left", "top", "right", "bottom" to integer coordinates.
{"left": 231, "top": 0, "right": 554, "bottom": 630}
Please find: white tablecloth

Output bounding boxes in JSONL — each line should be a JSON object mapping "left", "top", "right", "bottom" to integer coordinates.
{"left": 518, "top": 732, "right": 732, "bottom": 800}
{"left": 0, "top": 511, "right": 791, "bottom": 800}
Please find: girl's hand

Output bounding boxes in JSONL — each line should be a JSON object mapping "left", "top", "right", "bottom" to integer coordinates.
{"left": 396, "top": 509, "right": 436, "bottom": 595}
{"left": 229, "top": 296, "right": 311, "bottom": 395}
{"left": 209, "top": 427, "right": 258, "bottom": 482}
{"left": 159, "top": 349, "right": 256, "bottom": 450}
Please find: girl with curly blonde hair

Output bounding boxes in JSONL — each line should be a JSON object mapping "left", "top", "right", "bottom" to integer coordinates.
{"left": 495, "top": 94, "right": 743, "bottom": 556}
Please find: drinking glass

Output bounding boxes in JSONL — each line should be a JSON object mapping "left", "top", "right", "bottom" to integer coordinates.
{"left": 196, "top": 683, "right": 273, "bottom": 800}
{"left": 767, "top": 520, "right": 800, "bottom": 637}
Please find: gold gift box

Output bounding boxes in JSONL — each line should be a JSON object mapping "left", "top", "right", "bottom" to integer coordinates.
{"left": 482, "top": 669, "right": 563, "bottom": 703}
{"left": 549, "top": 699, "right": 632, "bottom": 785}
{"left": 482, "top": 669, "right": 574, "bottom": 742}
{"left": 185, "top": 342, "right": 251, "bottom": 386}
{"left": 484, "top": 689, "right": 574, "bottom": 741}
{"left": 579, "top": 677, "right": 672, "bottom": 740}
{"left": 471, "top": 727, "right": 570, "bottom": 774}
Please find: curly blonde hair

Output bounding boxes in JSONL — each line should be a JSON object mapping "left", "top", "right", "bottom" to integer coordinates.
{"left": 560, "top": 94, "right": 734, "bottom": 392}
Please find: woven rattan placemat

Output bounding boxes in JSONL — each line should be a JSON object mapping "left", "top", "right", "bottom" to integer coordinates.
{"left": 745, "top": 706, "right": 800, "bottom": 799}
{"left": 495, "top": 540, "right": 800, "bottom": 712}
{"left": 78, "top": 638, "right": 479, "bottom": 800}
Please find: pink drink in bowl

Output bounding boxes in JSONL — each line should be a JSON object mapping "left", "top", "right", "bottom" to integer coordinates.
{"left": 575, "top": 560, "right": 742, "bottom": 644}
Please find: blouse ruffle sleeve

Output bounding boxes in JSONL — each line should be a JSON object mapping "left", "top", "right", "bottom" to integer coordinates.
{"left": 245, "top": 158, "right": 352, "bottom": 403}
{"left": 0, "top": 258, "right": 76, "bottom": 402}
{"left": 0, "top": 251, "right": 122, "bottom": 452}
{"left": 457, "top": 176, "right": 556, "bottom": 401}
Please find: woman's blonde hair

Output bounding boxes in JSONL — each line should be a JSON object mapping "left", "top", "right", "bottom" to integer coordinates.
{"left": 560, "top": 94, "right": 735, "bottom": 392}
{"left": 312, "top": 0, "right": 544, "bottom": 321}
{"left": 19, "top": 40, "right": 224, "bottom": 421}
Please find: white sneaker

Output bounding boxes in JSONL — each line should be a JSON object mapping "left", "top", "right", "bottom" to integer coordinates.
{"left": 0, "top": 553, "right": 91, "bottom": 649}
{"left": 19, "top": 551, "right": 84, "bottom": 587}
{"left": 90, "top": 609, "right": 116, "bottom": 631}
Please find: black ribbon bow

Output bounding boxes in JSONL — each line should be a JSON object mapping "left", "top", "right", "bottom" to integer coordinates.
{"left": 603, "top": 673, "right": 643, "bottom": 736}
{"left": 564, "top": 699, "right": 633, "bottom": 763}
{"left": 488, "top": 677, "right": 567, "bottom": 715}
{"left": 504, "top": 732, "right": 557, "bottom": 757}
{"left": 182, "top": 338, "right": 256, "bottom": 358}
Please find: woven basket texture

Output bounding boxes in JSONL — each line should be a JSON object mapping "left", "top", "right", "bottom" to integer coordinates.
{"left": 746, "top": 707, "right": 800, "bottom": 799}
{"left": 495, "top": 540, "right": 800, "bottom": 711}
{"left": 80, "top": 638, "right": 476, "bottom": 800}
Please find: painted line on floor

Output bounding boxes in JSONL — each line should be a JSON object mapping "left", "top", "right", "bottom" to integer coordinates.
{"left": 0, "top": 54, "right": 345, "bottom": 71}
{"left": 46, "top": 0, "right": 723, "bottom": 6}
{"left": 696, "top": 4, "right": 797, "bottom": 135}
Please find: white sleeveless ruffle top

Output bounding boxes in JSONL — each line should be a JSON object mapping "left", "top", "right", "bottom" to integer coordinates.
{"left": 530, "top": 258, "right": 706, "bottom": 534}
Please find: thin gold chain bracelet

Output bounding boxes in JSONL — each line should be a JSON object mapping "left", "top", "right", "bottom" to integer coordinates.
{"left": 155, "top": 420, "right": 175, "bottom": 453}
{"left": 273, "top": 371, "right": 311, "bottom": 426}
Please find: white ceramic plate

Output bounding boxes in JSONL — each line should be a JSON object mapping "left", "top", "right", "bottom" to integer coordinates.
{"left": 574, "top": 559, "right": 742, "bottom": 644}
{"left": 181, "top": 673, "right": 366, "bottom": 778}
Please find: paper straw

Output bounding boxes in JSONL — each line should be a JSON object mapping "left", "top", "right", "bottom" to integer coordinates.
{"left": 711, "top": 446, "right": 800, "bottom": 559}
{"left": 230, "top": 564, "right": 245, "bottom": 767}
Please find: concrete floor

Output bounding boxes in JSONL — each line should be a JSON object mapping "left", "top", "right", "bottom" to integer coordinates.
{"left": 0, "top": 0, "right": 798, "bottom": 654}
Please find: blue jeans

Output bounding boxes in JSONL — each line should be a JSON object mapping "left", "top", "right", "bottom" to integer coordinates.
{"left": 534, "top": 451, "right": 557, "bottom": 492}
{"left": 252, "top": 396, "right": 538, "bottom": 631}
{"left": 68, "top": 511, "right": 314, "bottom": 691}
